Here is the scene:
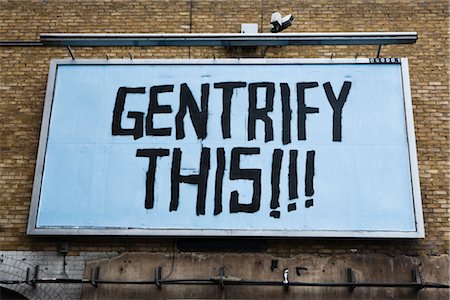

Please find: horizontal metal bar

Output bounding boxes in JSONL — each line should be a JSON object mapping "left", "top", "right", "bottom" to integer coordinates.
{"left": 1, "top": 278, "right": 448, "bottom": 289}
{"left": 0, "top": 41, "right": 43, "bottom": 46}
{"left": 40, "top": 32, "right": 418, "bottom": 47}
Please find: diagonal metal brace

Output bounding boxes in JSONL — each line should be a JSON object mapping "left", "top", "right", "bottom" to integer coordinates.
{"left": 66, "top": 46, "right": 75, "bottom": 60}
{"left": 376, "top": 45, "right": 382, "bottom": 58}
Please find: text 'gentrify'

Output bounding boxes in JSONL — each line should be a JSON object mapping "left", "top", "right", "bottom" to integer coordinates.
{"left": 111, "top": 81, "right": 352, "bottom": 218}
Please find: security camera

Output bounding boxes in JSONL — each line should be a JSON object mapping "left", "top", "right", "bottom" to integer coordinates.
{"left": 270, "top": 12, "right": 294, "bottom": 33}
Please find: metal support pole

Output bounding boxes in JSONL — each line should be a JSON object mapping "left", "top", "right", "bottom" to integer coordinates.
{"left": 376, "top": 45, "right": 382, "bottom": 58}
{"left": 66, "top": 46, "right": 75, "bottom": 60}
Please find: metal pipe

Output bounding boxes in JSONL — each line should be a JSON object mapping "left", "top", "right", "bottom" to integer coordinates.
{"left": 0, "top": 41, "right": 42, "bottom": 46}
{"left": 38, "top": 32, "right": 418, "bottom": 47}
{"left": 1, "top": 278, "right": 448, "bottom": 289}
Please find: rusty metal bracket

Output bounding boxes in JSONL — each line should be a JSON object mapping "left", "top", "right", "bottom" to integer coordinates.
{"left": 31, "top": 265, "right": 39, "bottom": 288}
{"left": 90, "top": 266, "right": 99, "bottom": 288}
{"left": 26, "top": 265, "right": 39, "bottom": 288}
{"left": 412, "top": 268, "right": 424, "bottom": 292}
{"left": 219, "top": 267, "right": 225, "bottom": 289}
{"left": 347, "top": 268, "right": 356, "bottom": 292}
{"left": 155, "top": 267, "right": 162, "bottom": 288}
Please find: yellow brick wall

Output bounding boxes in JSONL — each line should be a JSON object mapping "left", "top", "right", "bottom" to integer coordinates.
{"left": 0, "top": 0, "right": 448, "bottom": 255}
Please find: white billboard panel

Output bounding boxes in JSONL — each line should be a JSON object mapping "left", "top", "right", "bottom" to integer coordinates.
{"left": 27, "top": 59, "right": 424, "bottom": 237}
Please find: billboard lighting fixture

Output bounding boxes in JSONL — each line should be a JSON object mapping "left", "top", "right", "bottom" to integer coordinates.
{"left": 38, "top": 32, "right": 418, "bottom": 47}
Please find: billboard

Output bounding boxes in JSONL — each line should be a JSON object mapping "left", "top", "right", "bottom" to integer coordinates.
{"left": 27, "top": 58, "right": 424, "bottom": 237}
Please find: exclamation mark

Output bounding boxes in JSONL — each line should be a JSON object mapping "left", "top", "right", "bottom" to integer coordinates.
{"left": 270, "top": 149, "right": 283, "bottom": 219}
{"left": 287, "top": 150, "right": 298, "bottom": 212}
{"left": 305, "top": 150, "right": 315, "bottom": 208}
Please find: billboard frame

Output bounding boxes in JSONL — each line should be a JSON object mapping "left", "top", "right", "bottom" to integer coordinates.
{"left": 27, "top": 58, "right": 424, "bottom": 238}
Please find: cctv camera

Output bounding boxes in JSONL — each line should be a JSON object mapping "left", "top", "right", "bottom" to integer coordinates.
{"left": 270, "top": 12, "right": 294, "bottom": 33}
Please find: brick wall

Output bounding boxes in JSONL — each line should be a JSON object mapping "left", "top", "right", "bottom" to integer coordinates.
{"left": 0, "top": 0, "right": 448, "bottom": 256}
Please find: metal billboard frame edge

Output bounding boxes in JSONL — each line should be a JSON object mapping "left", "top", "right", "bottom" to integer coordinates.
{"left": 27, "top": 58, "right": 424, "bottom": 238}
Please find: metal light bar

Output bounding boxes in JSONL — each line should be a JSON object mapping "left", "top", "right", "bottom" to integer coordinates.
{"left": 40, "top": 32, "right": 417, "bottom": 47}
